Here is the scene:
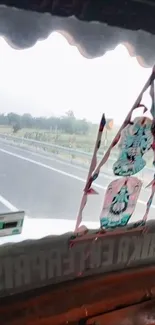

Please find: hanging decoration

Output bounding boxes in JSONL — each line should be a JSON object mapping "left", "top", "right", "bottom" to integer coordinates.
{"left": 100, "top": 177, "right": 142, "bottom": 229}
{"left": 74, "top": 66, "right": 155, "bottom": 236}
{"left": 142, "top": 75, "right": 155, "bottom": 224}
{"left": 113, "top": 116, "right": 153, "bottom": 176}
{"left": 74, "top": 113, "right": 106, "bottom": 232}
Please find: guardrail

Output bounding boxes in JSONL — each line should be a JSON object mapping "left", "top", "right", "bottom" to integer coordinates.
{"left": 0, "top": 133, "right": 114, "bottom": 160}
{"left": 0, "top": 133, "right": 97, "bottom": 157}
{"left": 0, "top": 133, "right": 154, "bottom": 177}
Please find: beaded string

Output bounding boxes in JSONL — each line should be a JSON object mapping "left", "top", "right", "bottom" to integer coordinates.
{"left": 143, "top": 74, "right": 155, "bottom": 222}
{"left": 74, "top": 114, "right": 106, "bottom": 232}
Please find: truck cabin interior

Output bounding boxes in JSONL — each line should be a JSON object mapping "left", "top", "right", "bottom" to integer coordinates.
{"left": 0, "top": 1, "right": 155, "bottom": 324}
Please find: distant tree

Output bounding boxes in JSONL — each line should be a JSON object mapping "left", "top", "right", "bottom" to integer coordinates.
{"left": 65, "top": 110, "right": 75, "bottom": 118}
{"left": 75, "top": 118, "right": 89, "bottom": 135}
{"left": 7, "top": 113, "right": 21, "bottom": 133}
{"left": 21, "top": 113, "right": 33, "bottom": 128}
{"left": 7, "top": 113, "right": 19, "bottom": 127}
{"left": 13, "top": 122, "right": 21, "bottom": 133}
{"left": 0, "top": 111, "right": 90, "bottom": 136}
{"left": 0, "top": 114, "right": 8, "bottom": 125}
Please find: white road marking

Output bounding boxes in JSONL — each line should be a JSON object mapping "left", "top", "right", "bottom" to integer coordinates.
{"left": 0, "top": 148, "right": 154, "bottom": 209}
{"left": 0, "top": 194, "right": 18, "bottom": 211}
{"left": 0, "top": 148, "right": 106, "bottom": 189}
{"left": 1, "top": 140, "right": 113, "bottom": 178}
{"left": 1, "top": 140, "right": 152, "bottom": 190}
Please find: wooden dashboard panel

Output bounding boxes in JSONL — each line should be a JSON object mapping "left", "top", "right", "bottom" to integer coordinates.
{"left": 1, "top": 221, "right": 155, "bottom": 324}
{"left": 1, "top": 265, "right": 155, "bottom": 324}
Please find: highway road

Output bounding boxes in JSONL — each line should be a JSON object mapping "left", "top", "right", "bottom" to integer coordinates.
{"left": 0, "top": 140, "right": 154, "bottom": 232}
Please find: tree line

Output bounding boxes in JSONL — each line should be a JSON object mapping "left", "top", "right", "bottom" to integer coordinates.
{"left": 0, "top": 111, "right": 91, "bottom": 134}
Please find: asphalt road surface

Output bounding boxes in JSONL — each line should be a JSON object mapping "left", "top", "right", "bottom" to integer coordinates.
{"left": 0, "top": 141, "right": 154, "bottom": 226}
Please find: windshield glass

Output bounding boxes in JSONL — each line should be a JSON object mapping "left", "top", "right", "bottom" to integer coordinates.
{"left": 0, "top": 32, "right": 153, "bottom": 240}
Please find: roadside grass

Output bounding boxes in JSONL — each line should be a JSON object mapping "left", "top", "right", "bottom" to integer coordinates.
{"left": 0, "top": 125, "right": 119, "bottom": 152}
{"left": 0, "top": 125, "right": 153, "bottom": 168}
{"left": 0, "top": 124, "right": 153, "bottom": 179}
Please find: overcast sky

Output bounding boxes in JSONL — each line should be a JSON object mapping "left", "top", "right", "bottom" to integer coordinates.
{"left": 0, "top": 32, "right": 152, "bottom": 125}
